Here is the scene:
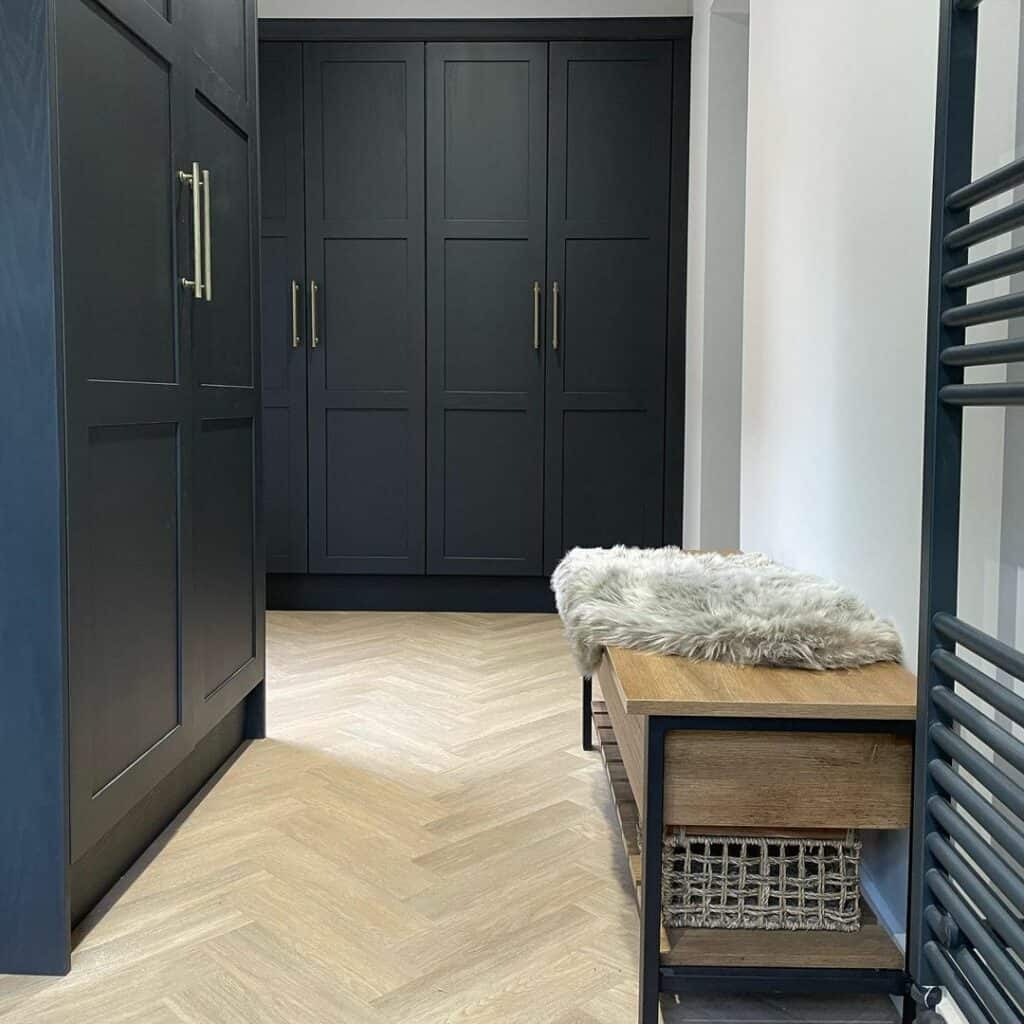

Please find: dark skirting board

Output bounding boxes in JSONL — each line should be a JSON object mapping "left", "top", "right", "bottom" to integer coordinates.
{"left": 268, "top": 574, "right": 557, "bottom": 613}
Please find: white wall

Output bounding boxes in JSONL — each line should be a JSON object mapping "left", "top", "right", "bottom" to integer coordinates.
{"left": 742, "top": 0, "right": 938, "bottom": 662}
{"left": 258, "top": 1, "right": 692, "bottom": 17}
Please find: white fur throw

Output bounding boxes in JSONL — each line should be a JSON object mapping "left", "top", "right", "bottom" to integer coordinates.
{"left": 551, "top": 547, "right": 903, "bottom": 675}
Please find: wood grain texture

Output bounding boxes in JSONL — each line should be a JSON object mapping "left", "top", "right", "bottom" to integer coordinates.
{"left": 601, "top": 652, "right": 913, "bottom": 830}
{"left": 608, "top": 647, "right": 918, "bottom": 720}
{"left": 596, "top": 658, "right": 645, "bottom": 807}
{"left": 0, "top": 0, "right": 69, "bottom": 976}
{"left": 663, "top": 730, "right": 912, "bottom": 830}
{"left": 662, "top": 907, "right": 905, "bottom": 970}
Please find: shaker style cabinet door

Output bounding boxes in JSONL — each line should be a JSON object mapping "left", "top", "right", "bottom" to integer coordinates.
{"left": 543, "top": 42, "right": 674, "bottom": 572}
{"left": 303, "top": 43, "right": 427, "bottom": 574}
{"left": 259, "top": 42, "right": 308, "bottom": 573}
{"left": 57, "top": 0, "right": 195, "bottom": 859}
{"left": 425, "top": 43, "right": 548, "bottom": 575}
{"left": 185, "top": 0, "right": 265, "bottom": 734}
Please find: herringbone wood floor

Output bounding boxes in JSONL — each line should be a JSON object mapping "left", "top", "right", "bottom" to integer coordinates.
{"left": 0, "top": 613, "right": 897, "bottom": 1023}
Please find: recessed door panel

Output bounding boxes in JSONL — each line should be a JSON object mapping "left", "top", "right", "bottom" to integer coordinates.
{"left": 190, "top": 0, "right": 248, "bottom": 100}
{"left": 562, "top": 239, "right": 662, "bottom": 394}
{"left": 196, "top": 418, "right": 255, "bottom": 699}
{"left": 305, "top": 43, "right": 425, "bottom": 574}
{"left": 443, "top": 410, "right": 534, "bottom": 561}
{"left": 323, "top": 238, "right": 411, "bottom": 391}
{"left": 443, "top": 59, "right": 531, "bottom": 221}
{"left": 260, "top": 235, "right": 290, "bottom": 392}
{"left": 259, "top": 51, "right": 290, "bottom": 223}
{"left": 325, "top": 409, "right": 413, "bottom": 561}
{"left": 263, "top": 406, "right": 292, "bottom": 564}
{"left": 564, "top": 57, "right": 667, "bottom": 224}
{"left": 84, "top": 423, "right": 181, "bottom": 796}
{"left": 57, "top": 0, "right": 176, "bottom": 385}
{"left": 426, "top": 43, "right": 547, "bottom": 575}
{"left": 443, "top": 239, "right": 533, "bottom": 392}
{"left": 545, "top": 42, "right": 672, "bottom": 570}
{"left": 192, "top": 97, "right": 254, "bottom": 388}
{"left": 321, "top": 60, "right": 408, "bottom": 221}
{"left": 561, "top": 410, "right": 651, "bottom": 549}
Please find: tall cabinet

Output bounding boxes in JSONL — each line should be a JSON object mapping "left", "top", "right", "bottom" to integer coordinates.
{"left": 1, "top": 0, "right": 263, "bottom": 975}
{"left": 260, "top": 21, "right": 689, "bottom": 610}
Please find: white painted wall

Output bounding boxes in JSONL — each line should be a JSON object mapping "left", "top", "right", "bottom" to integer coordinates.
{"left": 258, "top": 1, "right": 692, "bottom": 17}
{"left": 742, "top": 0, "right": 938, "bottom": 661}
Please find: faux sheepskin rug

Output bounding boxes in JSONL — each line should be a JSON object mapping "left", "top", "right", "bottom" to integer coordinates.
{"left": 551, "top": 547, "right": 903, "bottom": 675}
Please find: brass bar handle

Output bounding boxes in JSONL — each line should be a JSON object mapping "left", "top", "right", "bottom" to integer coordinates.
{"left": 532, "top": 281, "right": 541, "bottom": 350}
{"left": 202, "top": 168, "right": 212, "bottom": 302}
{"left": 551, "top": 281, "right": 560, "bottom": 351}
{"left": 178, "top": 162, "right": 203, "bottom": 298}
{"left": 291, "top": 280, "right": 302, "bottom": 348}
{"left": 310, "top": 280, "right": 319, "bottom": 348}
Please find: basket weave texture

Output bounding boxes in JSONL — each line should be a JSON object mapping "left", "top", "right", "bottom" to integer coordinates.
{"left": 661, "top": 828, "right": 862, "bottom": 932}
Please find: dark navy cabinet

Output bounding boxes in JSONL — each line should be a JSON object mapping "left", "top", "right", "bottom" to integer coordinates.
{"left": 0, "top": 0, "right": 264, "bottom": 975}
{"left": 258, "top": 21, "right": 690, "bottom": 609}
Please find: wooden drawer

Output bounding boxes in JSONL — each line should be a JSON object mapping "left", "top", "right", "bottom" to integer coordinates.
{"left": 596, "top": 656, "right": 912, "bottom": 831}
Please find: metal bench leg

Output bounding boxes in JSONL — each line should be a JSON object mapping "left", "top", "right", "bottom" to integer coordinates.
{"left": 639, "top": 717, "right": 666, "bottom": 1024}
{"left": 582, "top": 675, "right": 593, "bottom": 751}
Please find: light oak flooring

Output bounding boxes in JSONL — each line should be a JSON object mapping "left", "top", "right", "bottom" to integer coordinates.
{"left": 0, "top": 612, "right": 898, "bottom": 1023}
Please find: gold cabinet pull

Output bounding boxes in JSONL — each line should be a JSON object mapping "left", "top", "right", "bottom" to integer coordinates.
{"left": 202, "top": 168, "right": 212, "bottom": 302}
{"left": 291, "top": 280, "right": 302, "bottom": 348}
{"left": 551, "top": 281, "right": 560, "bottom": 351}
{"left": 178, "top": 162, "right": 203, "bottom": 298}
{"left": 310, "top": 280, "right": 319, "bottom": 348}
{"left": 532, "top": 281, "right": 541, "bottom": 350}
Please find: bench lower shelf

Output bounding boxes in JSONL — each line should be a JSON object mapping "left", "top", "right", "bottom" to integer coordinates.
{"left": 592, "top": 700, "right": 906, "bottom": 973}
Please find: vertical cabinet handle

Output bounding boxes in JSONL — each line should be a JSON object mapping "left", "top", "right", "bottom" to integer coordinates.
{"left": 551, "top": 281, "right": 560, "bottom": 351}
{"left": 178, "top": 162, "right": 203, "bottom": 298}
{"left": 291, "top": 280, "right": 302, "bottom": 348}
{"left": 310, "top": 280, "right": 319, "bottom": 348}
{"left": 202, "top": 168, "right": 212, "bottom": 302}
{"left": 532, "top": 281, "right": 541, "bottom": 350}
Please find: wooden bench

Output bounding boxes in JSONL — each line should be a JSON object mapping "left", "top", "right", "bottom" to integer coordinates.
{"left": 584, "top": 647, "right": 917, "bottom": 1023}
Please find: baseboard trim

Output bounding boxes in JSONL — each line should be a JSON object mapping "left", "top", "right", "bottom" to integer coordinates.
{"left": 267, "top": 573, "right": 556, "bottom": 613}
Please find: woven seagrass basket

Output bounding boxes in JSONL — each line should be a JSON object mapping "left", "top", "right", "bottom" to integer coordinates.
{"left": 661, "top": 827, "right": 862, "bottom": 932}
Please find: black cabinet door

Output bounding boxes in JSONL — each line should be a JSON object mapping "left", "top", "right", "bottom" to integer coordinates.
{"left": 425, "top": 43, "right": 547, "bottom": 575}
{"left": 57, "top": 0, "right": 195, "bottom": 859}
{"left": 544, "top": 42, "right": 673, "bottom": 571}
{"left": 186, "top": 0, "right": 265, "bottom": 734}
{"left": 304, "top": 43, "right": 426, "bottom": 574}
{"left": 259, "top": 42, "right": 307, "bottom": 573}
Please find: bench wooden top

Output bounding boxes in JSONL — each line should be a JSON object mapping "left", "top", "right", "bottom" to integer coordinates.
{"left": 606, "top": 646, "right": 917, "bottom": 720}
